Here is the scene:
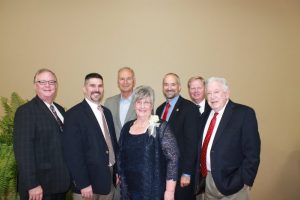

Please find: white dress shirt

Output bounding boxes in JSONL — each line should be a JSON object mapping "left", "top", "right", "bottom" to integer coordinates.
{"left": 202, "top": 100, "right": 228, "bottom": 171}
{"left": 85, "top": 98, "right": 107, "bottom": 139}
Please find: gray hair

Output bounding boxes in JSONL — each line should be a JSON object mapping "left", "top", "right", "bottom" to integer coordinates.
{"left": 133, "top": 85, "right": 155, "bottom": 105}
{"left": 205, "top": 77, "right": 229, "bottom": 92}
{"left": 118, "top": 66, "right": 135, "bottom": 79}
{"left": 33, "top": 68, "right": 57, "bottom": 83}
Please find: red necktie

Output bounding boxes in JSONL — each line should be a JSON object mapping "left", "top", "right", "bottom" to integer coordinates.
{"left": 162, "top": 101, "right": 170, "bottom": 121}
{"left": 200, "top": 112, "right": 218, "bottom": 176}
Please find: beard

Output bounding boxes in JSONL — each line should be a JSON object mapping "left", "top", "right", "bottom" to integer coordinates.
{"left": 163, "top": 90, "right": 177, "bottom": 99}
{"left": 89, "top": 91, "right": 103, "bottom": 103}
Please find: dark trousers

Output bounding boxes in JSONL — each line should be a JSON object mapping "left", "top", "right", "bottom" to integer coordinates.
{"left": 175, "top": 181, "right": 196, "bottom": 200}
{"left": 20, "top": 192, "right": 66, "bottom": 200}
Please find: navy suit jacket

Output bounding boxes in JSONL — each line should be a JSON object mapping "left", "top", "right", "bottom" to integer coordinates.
{"left": 156, "top": 96, "right": 199, "bottom": 176}
{"left": 63, "top": 99, "right": 118, "bottom": 195}
{"left": 13, "top": 96, "right": 70, "bottom": 196}
{"left": 194, "top": 101, "right": 211, "bottom": 193}
{"left": 197, "top": 100, "right": 211, "bottom": 141}
{"left": 198, "top": 100, "right": 260, "bottom": 195}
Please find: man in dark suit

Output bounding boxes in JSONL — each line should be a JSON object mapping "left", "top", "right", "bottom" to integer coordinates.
{"left": 187, "top": 76, "right": 211, "bottom": 119}
{"left": 156, "top": 73, "right": 199, "bottom": 200}
{"left": 187, "top": 76, "right": 211, "bottom": 199}
{"left": 199, "top": 77, "right": 260, "bottom": 199}
{"left": 13, "top": 68, "right": 70, "bottom": 200}
{"left": 63, "top": 73, "right": 118, "bottom": 200}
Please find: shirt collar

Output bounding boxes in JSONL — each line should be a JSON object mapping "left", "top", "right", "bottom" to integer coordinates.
{"left": 85, "top": 98, "right": 101, "bottom": 109}
{"left": 121, "top": 92, "right": 133, "bottom": 102}
{"left": 167, "top": 95, "right": 180, "bottom": 107}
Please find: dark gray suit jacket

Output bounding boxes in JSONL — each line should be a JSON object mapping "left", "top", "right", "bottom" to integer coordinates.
{"left": 63, "top": 99, "right": 118, "bottom": 195}
{"left": 13, "top": 96, "right": 70, "bottom": 197}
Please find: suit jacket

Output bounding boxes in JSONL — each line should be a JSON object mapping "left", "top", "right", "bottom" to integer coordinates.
{"left": 198, "top": 100, "right": 260, "bottom": 196}
{"left": 63, "top": 99, "right": 118, "bottom": 195}
{"left": 104, "top": 94, "right": 136, "bottom": 140}
{"left": 13, "top": 96, "right": 70, "bottom": 196}
{"left": 156, "top": 96, "right": 199, "bottom": 176}
{"left": 194, "top": 101, "right": 211, "bottom": 194}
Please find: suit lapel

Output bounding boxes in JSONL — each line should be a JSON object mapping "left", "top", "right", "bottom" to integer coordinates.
{"left": 125, "top": 99, "right": 135, "bottom": 122}
{"left": 212, "top": 100, "right": 234, "bottom": 147}
{"left": 114, "top": 95, "right": 122, "bottom": 127}
{"left": 82, "top": 100, "right": 103, "bottom": 135}
{"left": 34, "top": 96, "right": 60, "bottom": 128}
{"left": 157, "top": 102, "right": 166, "bottom": 117}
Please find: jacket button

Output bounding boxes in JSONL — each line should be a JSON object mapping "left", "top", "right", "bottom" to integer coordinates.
{"left": 106, "top": 150, "right": 109, "bottom": 154}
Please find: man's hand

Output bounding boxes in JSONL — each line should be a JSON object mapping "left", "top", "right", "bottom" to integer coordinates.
{"left": 180, "top": 175, "right": 191, "bottom": 187}
{"left": 116, "top": 174, "right": 120, "bottom": 185}
{"left": 81, "top": 185, "right": 93, "bottom": 199}
{"left": 29, "top": 185, "right": 43, "bottom": 200}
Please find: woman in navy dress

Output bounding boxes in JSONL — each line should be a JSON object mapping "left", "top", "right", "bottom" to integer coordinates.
{"left": 118, "top": 85, "right": 179, "bottom": 200}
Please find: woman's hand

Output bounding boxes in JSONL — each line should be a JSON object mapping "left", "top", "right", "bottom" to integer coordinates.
{"left": 164, "top": 190, "right": 175, "bottom": 200}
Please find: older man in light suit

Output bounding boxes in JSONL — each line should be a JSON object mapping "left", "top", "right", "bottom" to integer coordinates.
{"left": 104, "top": 67, "right": 136, "bottom": 140}
{"left": 104, "top": 67, "right": 136, "bottom": 200}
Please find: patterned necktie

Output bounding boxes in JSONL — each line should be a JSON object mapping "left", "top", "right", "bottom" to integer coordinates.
{"left": 49, "top": 105, "right": 63, "bottom": 132}
{"left": 98, "top": 106, "right": 115, "bottom": 166}
{"left": 162, "top": 101, "right": 170, "bottom": 121}
{"left": 200, "top": 112, "right": 219, "bottom": 176}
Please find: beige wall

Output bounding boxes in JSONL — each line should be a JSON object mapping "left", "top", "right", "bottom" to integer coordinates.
{"left": 1, "top": 1, "right": 299, "bottom": 199}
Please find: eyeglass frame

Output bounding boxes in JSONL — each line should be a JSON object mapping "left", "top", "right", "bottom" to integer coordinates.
{"left": 35, "top": 80, "right": 57, "bottom": 85}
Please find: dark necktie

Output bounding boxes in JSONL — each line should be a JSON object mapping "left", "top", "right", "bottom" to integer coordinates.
{"left": 50, "top": 105, "right": 63, "bottom": 132}
{"left": 162, "top": 101, "right": 170, "bottom": 121}
{"left": 200, "top": 112, "right": 219, "bottom": 176}
{"left": 197, "top": 105, "right": 202, "bottom": 115}
{"left": 98, "top": 106, "right": 115, "bottom": 166}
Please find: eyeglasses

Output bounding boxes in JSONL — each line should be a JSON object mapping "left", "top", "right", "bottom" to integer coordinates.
{"left": 35, "top": 80, "right": 57, "bottom": 85}
{"left": 136, "top": 99, "right": 152, "bottom": 107}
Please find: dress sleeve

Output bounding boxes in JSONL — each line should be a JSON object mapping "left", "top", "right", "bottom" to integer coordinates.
{"left": 159, "top": 122, "right": 179, "bottom": 181}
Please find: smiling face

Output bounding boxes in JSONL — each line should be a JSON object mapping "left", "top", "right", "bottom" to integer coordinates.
{"left": 163, "top": 74, "right": 181, "bottom": 99}
{"left": 83, "top": 77, "right": 104, "bottom": 104}
{"left": 34, "top": 71, "right": 57, "bottom": 104}
{"left": 188, "top": 79, "right": 205, "bottom": 104}
{"left": 134, "top": 97, "right": 153, "bottom": 120}
{"left": 206, "top": 80, "right": 230, "bottom": 112}
{"left": 118, "top": 68, "right": 135, "bottom": 96}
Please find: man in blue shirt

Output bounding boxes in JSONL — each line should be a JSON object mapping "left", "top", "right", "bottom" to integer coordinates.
{"left": 156, "top": 73, "right": 199, "bottom": 200}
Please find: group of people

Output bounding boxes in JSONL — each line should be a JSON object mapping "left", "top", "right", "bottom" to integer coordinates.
{"left": 13, "top": 67, "right": 260, "bottom": 200}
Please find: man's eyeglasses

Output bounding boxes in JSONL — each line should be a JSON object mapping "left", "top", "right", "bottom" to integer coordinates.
{"left": 35, "top": 80, "right": 57, "bottom": 85}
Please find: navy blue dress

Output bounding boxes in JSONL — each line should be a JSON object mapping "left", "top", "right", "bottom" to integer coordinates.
{"left": 118, "top": 120, "right": 179, "bottom": 200}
